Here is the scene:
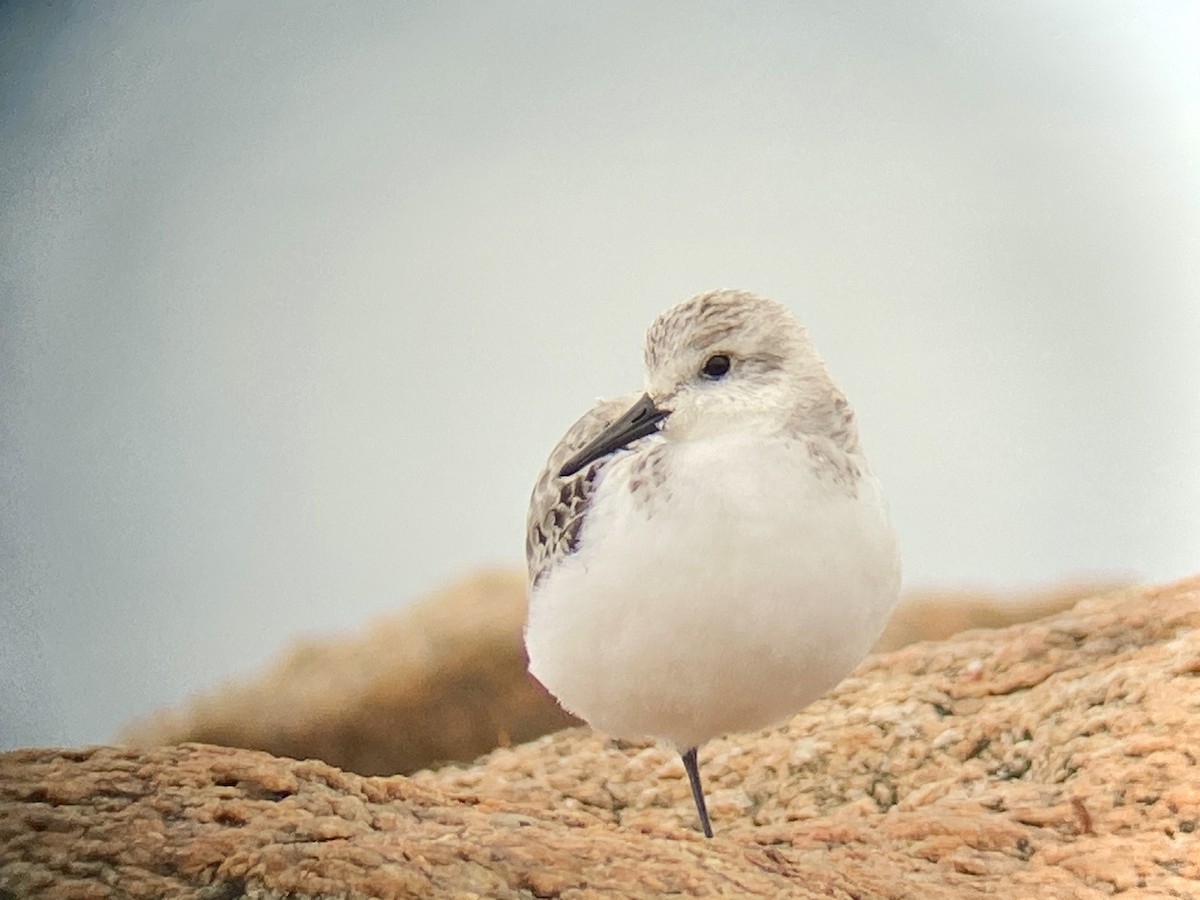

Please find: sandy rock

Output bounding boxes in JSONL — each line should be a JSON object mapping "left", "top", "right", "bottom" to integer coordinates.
{"left": 6, "top": 576, "right": 1200, "bottom": 898}
{"left": 123, "top": 567, "right": 1120, "bottom": 776}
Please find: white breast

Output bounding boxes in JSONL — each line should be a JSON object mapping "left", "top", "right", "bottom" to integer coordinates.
{"left": 524, "top": 434, "right": 901, "bottom": 749}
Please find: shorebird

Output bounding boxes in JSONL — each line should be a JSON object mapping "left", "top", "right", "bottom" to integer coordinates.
{"left": 524, "top": 289, "right": 901, "bottom": 836}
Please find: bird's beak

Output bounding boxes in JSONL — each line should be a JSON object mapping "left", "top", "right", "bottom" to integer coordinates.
{"left": 558, "top": 393, "right": 669, "bottom": 477}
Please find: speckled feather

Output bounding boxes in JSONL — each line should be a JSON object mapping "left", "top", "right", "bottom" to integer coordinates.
{"left": 525, "top": 393, "right": 654, "bottom": 588}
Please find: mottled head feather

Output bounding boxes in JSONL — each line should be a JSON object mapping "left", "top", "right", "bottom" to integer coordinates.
{"left": 644, "top": 290, "right": 802, "bottom": 372}
{"left": 643, "top": 290, "right": 859, "bottom": 453}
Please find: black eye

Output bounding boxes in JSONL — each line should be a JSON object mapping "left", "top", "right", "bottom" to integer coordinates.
{"left": 700, "top": 354, "right": 731, "bottom": 380}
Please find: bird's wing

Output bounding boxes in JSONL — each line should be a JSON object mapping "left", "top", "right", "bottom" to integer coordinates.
{"left": 525, "top": 393, "right": 639, "bottom": 589}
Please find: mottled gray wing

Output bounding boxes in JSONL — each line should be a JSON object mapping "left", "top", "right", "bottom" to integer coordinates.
{"left": 525, "top": 393, "right": 639, "bottom": 589}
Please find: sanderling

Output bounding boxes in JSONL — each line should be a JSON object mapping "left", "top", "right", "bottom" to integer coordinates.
{"left": 524, "top": 290, "right": 901, "bottom": 837}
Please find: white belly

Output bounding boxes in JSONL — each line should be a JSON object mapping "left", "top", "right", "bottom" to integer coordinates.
{"left": 524, "top": 436, "right": 901, "bottom": 749}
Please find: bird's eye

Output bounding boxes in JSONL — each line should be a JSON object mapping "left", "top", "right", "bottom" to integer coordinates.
{"left": 700, "top": 354, "right": 731, "bottom": 380}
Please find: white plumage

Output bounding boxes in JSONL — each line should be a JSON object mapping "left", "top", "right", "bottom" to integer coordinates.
{"left": 523, "top": 289, "right": 900, "bottom": 836}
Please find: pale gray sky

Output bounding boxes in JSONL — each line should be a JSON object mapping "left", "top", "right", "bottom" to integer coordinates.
{"left": 2, "top": 1, "right": 1198, "bottom": 750}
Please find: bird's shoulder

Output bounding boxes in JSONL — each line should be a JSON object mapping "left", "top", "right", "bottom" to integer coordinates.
{"left": 525, "top": 393, "right": 639, "bottom": 589}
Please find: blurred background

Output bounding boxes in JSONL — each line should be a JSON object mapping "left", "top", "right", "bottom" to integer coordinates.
{"left": 2, "top": 1, "right": 1198, "bottom": 753}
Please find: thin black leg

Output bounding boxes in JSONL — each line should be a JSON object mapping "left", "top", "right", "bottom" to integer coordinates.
{"left": 681, "top": 746, "right": 713, "bottom": 838}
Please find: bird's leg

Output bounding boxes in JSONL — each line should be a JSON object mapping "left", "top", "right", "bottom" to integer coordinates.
{"left": 680, "top": 746, "right": 713, "bottom": 838}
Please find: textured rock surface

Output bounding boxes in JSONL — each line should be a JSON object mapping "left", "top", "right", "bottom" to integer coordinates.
{"left": 123, "top": 567, "right": 1117, "bottom": 775}
{"left": 6, "top": 576, "right": 1200, "bottom": 898}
